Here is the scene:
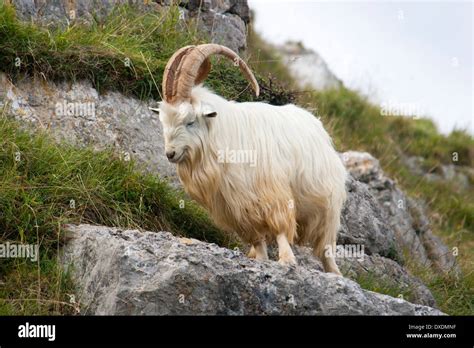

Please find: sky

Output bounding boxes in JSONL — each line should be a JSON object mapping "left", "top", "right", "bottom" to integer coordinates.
{"left": 248, "top": 0, "right": 473, "bottom": 135}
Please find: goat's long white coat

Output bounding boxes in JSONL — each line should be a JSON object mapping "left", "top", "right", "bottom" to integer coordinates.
{"left": 159, "top": 86, "right": 347, "bottom": 273}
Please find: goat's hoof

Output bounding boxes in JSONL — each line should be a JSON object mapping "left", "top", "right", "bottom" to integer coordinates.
{"left": 278, "top": 255, "right": 297, "bottom": 266}
{"left": 247, "top": 246, "right": 257, "bottom": 259}
{"left": 329, "top": 269, "right": 343, "bottom": 277}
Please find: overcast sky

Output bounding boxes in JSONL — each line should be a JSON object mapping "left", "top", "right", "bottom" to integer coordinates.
{"left": 248, "top": 0, "right": 473, "bottom": 135}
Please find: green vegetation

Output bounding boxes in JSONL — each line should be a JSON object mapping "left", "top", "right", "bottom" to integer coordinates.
{"left": 405, "top": 252, "right": 474, "bottom": 316}
{"left": 350, "top": 271, "right": 415, "bottom": 304}
{"left": 0, "top": 2, "right": 292, "bottom": 104}
{"left": 0, "top": 2, "right": 472, "bottom": 315}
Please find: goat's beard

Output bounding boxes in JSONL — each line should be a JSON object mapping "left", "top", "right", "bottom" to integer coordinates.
{"left": 177, "top": 135, "right": 217, "bottom": 170}
{"left": 176, "top": 140, "right": 221, "bottom": 205}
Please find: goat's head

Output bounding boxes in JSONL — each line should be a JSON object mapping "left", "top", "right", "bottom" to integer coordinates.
{"left": 150, "top": 44, "right": 259, "bottom": 164}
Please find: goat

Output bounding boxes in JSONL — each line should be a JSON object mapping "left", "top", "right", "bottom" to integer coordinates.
{"left": 150, "top": 44, "right": 347, "bottom": 274}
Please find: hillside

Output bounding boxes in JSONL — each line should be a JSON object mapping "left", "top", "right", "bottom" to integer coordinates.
{"left": 0, "top": 1, "right": 472, "bottom": 315}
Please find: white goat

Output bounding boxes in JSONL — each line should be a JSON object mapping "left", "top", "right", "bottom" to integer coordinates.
{"left": 151, "top": 44, "right": 347, "bottom": 274}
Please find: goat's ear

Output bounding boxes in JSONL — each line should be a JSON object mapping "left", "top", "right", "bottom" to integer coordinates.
{"left": 202, "top": 103, "right": 217, "bottom": 118}
{"left": 204, "top": 111, "right": 217, "bottom": 118}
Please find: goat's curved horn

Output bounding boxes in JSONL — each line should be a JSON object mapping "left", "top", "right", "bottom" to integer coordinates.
{"left": 162, "top": 45, "right": 195, "bottom": 103}
{"left": 162, "top": 44, "right": 260, "bottom": 104}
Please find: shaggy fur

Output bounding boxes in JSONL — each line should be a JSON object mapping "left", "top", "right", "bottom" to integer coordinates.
{"left": 156, "top": 86, "right": 347, "bottom": 274}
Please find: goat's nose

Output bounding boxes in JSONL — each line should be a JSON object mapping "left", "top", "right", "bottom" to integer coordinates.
{"left": 166, "top": 151, "right": 176, "bottom": 160}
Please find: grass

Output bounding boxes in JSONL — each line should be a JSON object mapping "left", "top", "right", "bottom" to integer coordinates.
{"left": 398, "top": 246, "right": 474, "bottom": 315}
{"left": 351, "top": 271, "right": 415, "bottom": 304}
{"left": 0, "top": 2, "right": 293, "bottom": 105}
{"left": 349, "top": 265, "right": 473, "bottom": 315}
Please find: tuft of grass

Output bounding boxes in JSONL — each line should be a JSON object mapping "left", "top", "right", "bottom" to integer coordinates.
{"left": 350, "top": 271, "right": 416, "bottom": 304}
{"left": 404, "top": 257, "right": 474, "bottom": 316}
{"left": 388, "top": 117, "right": 473, "bottom": 167}
{"left": 0, "top": 258, "right": 77, "bottom": 315}
{"left": 0, "top": 112, "right": 235, "bottom": 314}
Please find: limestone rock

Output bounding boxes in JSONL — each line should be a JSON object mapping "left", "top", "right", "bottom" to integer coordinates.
{"left": 341, "top": 151, "right": 457, "bottom": 273}
{"left": 62, "top": 224, "right": 443, "bottom": 315}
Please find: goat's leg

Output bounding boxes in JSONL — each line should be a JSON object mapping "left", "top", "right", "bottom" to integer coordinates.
{"left": 247, "top": 246, "right": 257, "bottom": 259}
{"left": 312, "top": 205, "right": 343, "bottom": 276}
{"left": 277, "top": 233, "right": 297, "bottom": 266}
{"left": 248, "top": 239, "right": 269, "bottom": 260}
{"left": 316, "top": 242, "right": 342, "bottom": 276}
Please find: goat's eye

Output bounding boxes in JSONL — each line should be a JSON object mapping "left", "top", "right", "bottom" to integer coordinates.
{"left": 186, "top": 121, "right": 195, "bottom": 127}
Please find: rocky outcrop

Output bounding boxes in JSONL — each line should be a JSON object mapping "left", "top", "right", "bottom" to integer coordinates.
{"left": 275, "top": 41, "right": 341, "bottom": 90}
{"left": 7, "top": 0, "right": 251, "bottom": 52}
{"left": 339, "top": 176, "right": 397, "bottom": 258}
{"left": 182, "top": 0, "right": 250, "bottom": 52}
{"left": 277, "top": 246, "right": 436, "bottom": 307}
{"left": 0, "top": 73, "right": 178, "bottom": 186}
{"left": 62, "top": 224, "right": 443, "bottom": 315}
{"left": 342, "top": 151, "right": 457, "bottom": 273}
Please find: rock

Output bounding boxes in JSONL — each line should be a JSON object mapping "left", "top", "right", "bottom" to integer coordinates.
{"left": 196, "top": 11, "right": 248, "bottom": 52}
{"left": 422, "top": 229, "right": 457, "bottom": 273}
{"left": 341, "top": 151, "right": 458, "bottom": 273}
{"left": 181, "top": 0, "right": 212, "bottom": 12}
{"left": 185, "top": 0, "right": 250, "bottom": 52}
{"left": 8, "top": 0, "right": 250, "bottom": 52}
{"left": 274, "top": 41, "right": 341, "bottom": 90}
{"left": 0, "top": 73, "right": 179, "bottom": 186}
{"left": 182, "top": 0, "right": 250, "bottom": 23}
{"left": 338, "top": 176, "right": 399, "bottom": 258}
{"left": 272, "top": 246, "right": 436, "bottom": 307}
{"left": 339, "top": 254, "right": 436, "bottom": 307}
{"left": 224, "top": 0, "right": 251, "bottom": 24}
{"left": 341, "top": 151, "right": 384, "bottom": 182}
{"left": 62, "top": 224, "right": 443, "bottom": 315}
{"left": 10, "top": 0, "right": 161, "bottom": 27}
{"left": 404, "top": 156, "right": 426, "bottom": 176}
